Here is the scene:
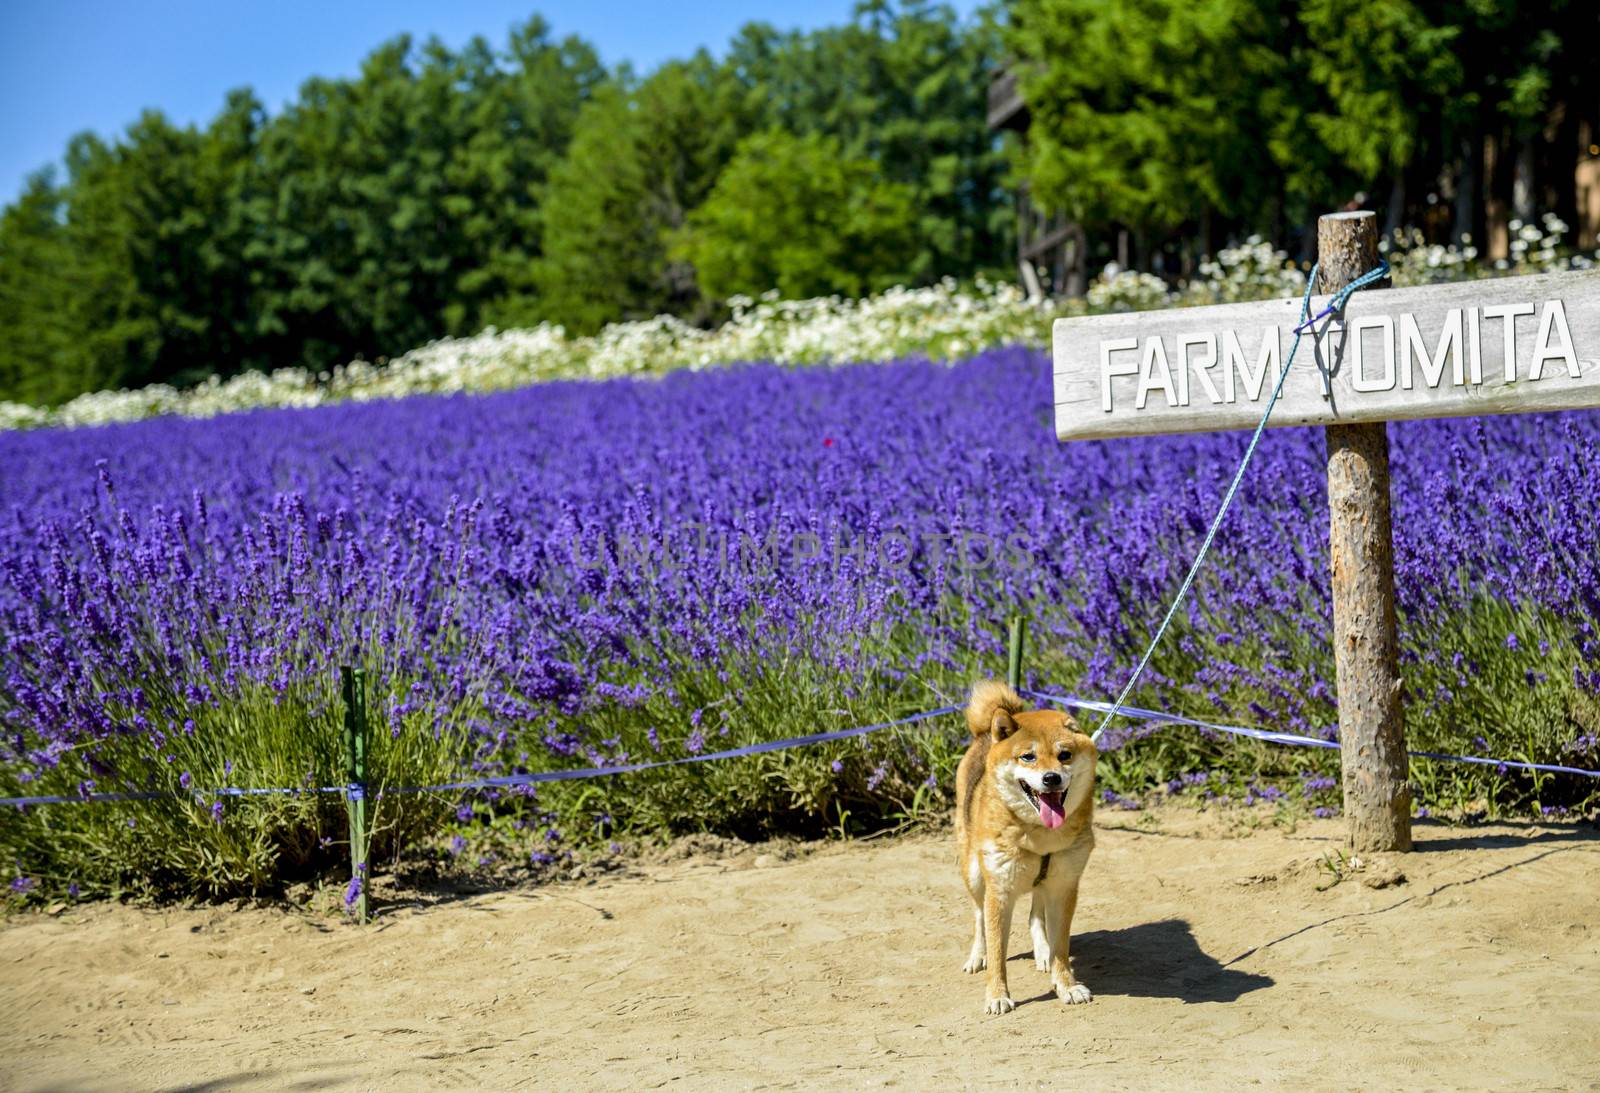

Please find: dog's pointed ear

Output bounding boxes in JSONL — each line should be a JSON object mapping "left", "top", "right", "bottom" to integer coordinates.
{"left": 991, "top": 709, "right": 1016, "bottom": 742}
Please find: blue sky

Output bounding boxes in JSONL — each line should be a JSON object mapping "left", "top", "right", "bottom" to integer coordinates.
{"left": 0, "top": 0, "right": 982, "bottom": 205}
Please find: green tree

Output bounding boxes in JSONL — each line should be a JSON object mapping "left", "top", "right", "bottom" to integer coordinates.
{"left": 726, "top": 1, "right": 1010, "bottom": 284}
{"left": 474, "top": 22, "right": 608, "bottom": 327}
{"left": 527, "top": 55, "right": 753, "bottom": 332}
{"left": 1295, "top": 0, "right": 1460, "bottom": 182}
{"left": 1007, "top": 0, "right": 1292, "bottom": 243}
{"left": 243, "top": 20, "right": 604, "bottom": 368}
{"left": 1007, "top": 0, "right": 1597, "bottom": 256}
{"left": 674, "top": 129, "right": 920, "bottom": 300}
{"left": 0, "top": 173, "right": 79, "bottom": 404}
{"left": 58, "top": 112, "right": 243, "bottom": 393}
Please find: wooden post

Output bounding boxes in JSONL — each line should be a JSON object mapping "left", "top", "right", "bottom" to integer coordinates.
{"left": 1006, "top": 615, "right": 1027, "bottom": 691}
{"left": 340, "top": 665, "right": 370, "bottom": 922}
{"left": 1318, "top": 211, "right": 1412, "bottom": 852}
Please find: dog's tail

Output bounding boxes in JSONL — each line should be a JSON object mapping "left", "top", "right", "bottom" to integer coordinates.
{"left": 965, "top": 679, "right": 1025, "bottom": 738}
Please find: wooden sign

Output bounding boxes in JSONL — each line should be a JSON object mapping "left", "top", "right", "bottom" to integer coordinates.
{"left": 1053, "top": 268, "right": 1600, "bottom": 441}
{"left": 1054, "top": 210, "right": 1597, "bottom": 854}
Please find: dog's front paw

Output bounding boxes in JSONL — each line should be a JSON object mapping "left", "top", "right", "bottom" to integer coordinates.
{"left": 1056, "top": 982, "right": 1092, "bottom": 1005}
{"left": 1033, "top": 951, "right": 1051, "bottom": 972}
{"left": 962, "top": 954, "right": 986, "bottom": 973}
{"left": 984, "top": 994, "right": 1016, "bottom": 1015}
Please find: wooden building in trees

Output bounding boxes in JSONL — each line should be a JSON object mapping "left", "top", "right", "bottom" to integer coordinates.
{"left": 987, "top": 68, "right": 1086, "bottom": 298}
{"left": 991, "top": 60, "right": 1600, "bottom": 289}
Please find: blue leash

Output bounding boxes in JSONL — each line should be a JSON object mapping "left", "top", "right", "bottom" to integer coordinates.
{"left": 2, "top": 706, "right": 963, "bottom": 807}
{"left": 1026, "top": 690, "right": 1600, "bottom": 780}
{"left": 10, "top": 668, "right": 1598, "bottom": 809}
{"left": 1090, "top": 260, "right": 1391, "bottom": 744}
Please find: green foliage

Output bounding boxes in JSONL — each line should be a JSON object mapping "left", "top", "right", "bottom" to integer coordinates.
{"left": 0, "top": 3, "right": 1009, "bottom": 403}
{"left": 527, "top": 0, "right": 1009, "bottom": 330}
{"left": 0, "top": 18, "right": 605, "bottom": 403}
{"left": 0, "top": 110, "right": 253, "bottom": 405}
{"left": 1007, "top": 0, "right": 1597, "bottom": 244}
{"left": 3, "top": 677, "right": 476, "bottom": 900}
{"left": 1008, "top": 0, "right": 1292, "bottom": 232}
{"left": 2, "top": 0, "right": 1594, "bottom": 408}
{"left": 523, "top": 56, "right": 753, "bottom": 333}
{"left": 726, "top": 1, "right": 1012, "bottom": 284}
{"left": 0, "top": 174, "right": 79, "bottom": 405}
{"left": 1295, "top": 0, "right": 1461, "bottom": 180}
{"left": 241, "top": 24, "right": 605, "bottom": 365}
{"left": 675, "top": 130, "right": 921, "bottom": 301}
{"left": 6, "top": 557, "right": 1594, "bottom": 901}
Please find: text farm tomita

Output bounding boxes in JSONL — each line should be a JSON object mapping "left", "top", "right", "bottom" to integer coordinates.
{"left": 1052, "top": 269, "right": 1600, "bottom": 441}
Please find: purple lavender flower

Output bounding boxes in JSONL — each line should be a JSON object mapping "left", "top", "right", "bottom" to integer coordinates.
{"left": 1299, "top": 773, "right": 1336, "bottom": 796}
{"left": 1, "top": 347, "right": 1596, "bottom": 890}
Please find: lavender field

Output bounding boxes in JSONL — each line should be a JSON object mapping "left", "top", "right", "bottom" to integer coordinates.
{"left": 3, "top": 347, "right": 1598, "bottom": 899}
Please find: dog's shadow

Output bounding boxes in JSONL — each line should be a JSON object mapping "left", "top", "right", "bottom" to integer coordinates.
{"left": 1012, "top": 918, "right": 1272, "bottom": 1005}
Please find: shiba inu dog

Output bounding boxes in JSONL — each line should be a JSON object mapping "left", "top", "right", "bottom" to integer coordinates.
{"left": 955, "top": 680, "right": 1097, "bottom": 1014}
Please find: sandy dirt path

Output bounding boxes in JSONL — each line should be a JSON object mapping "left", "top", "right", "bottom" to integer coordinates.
{"left": 3, "top": 811, "right": 1598, "bottom": 1091}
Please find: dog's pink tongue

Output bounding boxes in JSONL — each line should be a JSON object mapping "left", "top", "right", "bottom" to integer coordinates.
{"left": 1039, "top": 793, "right": 1065, "bottom": 829}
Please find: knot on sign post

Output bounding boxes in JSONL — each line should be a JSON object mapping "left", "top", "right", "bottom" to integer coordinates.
{"left": 1291, "top": 259, "right": 1391, "bottom": 335}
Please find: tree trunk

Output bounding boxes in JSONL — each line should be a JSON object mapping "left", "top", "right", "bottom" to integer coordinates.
{"left": 1486, "top": 127, "right": 1515, "bottom": 261}
{"left": 1382, "top": 173, "right": 1406, "bottom": 240}
{"left": 1452, "top": 130, "right": 1481, "bottom": 247}
{"left": 1318, "top": 211, "right": 1412, "bottom": 854}
{"left": 1549, "top": 108, "right": 1582, "bottom": 239}
{"left": 1514, "top": 135, "right": 1537, "bottom": 224}
{"left": 1066, "top": 223, "right": 1088, "bottom": 297}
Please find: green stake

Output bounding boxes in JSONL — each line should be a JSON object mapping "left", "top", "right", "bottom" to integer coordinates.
{"left": 340, "top": 665, "right": 369, "bottom": 924}
{"left": 1007, "top": 615, "right": 1027, "bottom": 691}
